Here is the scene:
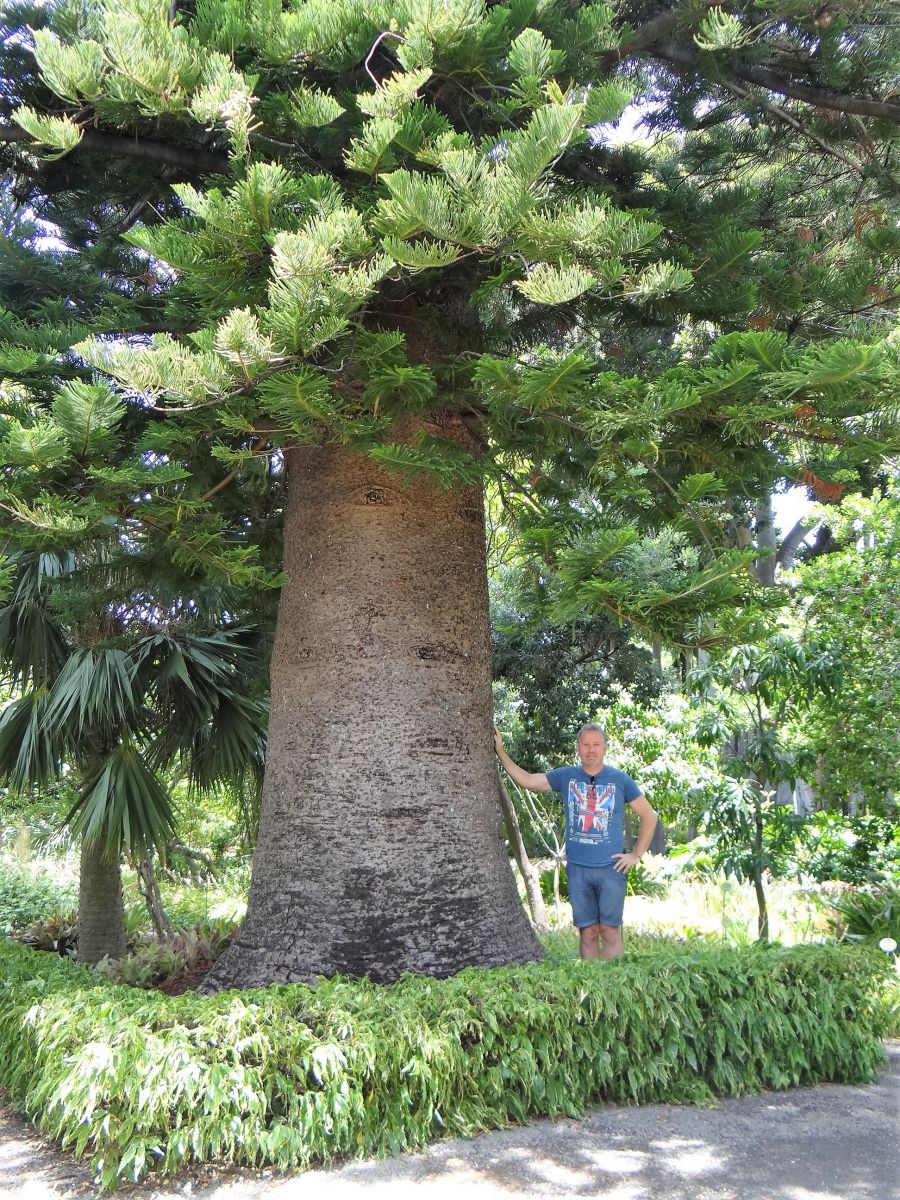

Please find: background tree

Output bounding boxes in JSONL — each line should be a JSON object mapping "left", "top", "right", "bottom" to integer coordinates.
{"left": 491, "top": 555, "right": 663, "bottom": 764}
{"left": 686, "top": 628, "right": 842, "bottom": 940}
{"left": 0, "top": 546, "right": 267, "bottom": 962}
{"left": 789, "top": 490, "right": 900, "bottom": 812}
{"left": 0, "top": 1, "right": 896, "bottom": 985}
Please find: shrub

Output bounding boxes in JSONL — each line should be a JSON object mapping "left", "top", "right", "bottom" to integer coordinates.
{"left": 0, "top": 861, "right": 77, "bottom": 934}
{"left": 94, "top": 941, "right": 186, "bottom": 989}
{"left": 539, "top": 863, "right": 568, "bottom": 903}
{"left": 819, "top": 882, "right": 900, "bottom": 948}
{"left": 0, "top": 936, "right": 893, "bottom": 1191}
{"left": 15, "top": 910, "right": 78, "bottom": 956}
{"left": 795, "top": 814, "right": 900, "bottom": 886}
{"left": 95, "top": 918, "right": 238, "bottom": 988}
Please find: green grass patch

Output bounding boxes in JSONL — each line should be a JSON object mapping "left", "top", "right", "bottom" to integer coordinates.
{"left": 0, "top": 937, "right": 893, "bottom": 1190}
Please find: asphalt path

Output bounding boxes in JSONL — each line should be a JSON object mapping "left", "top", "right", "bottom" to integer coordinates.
{"left": 1, "top": 1044, "right": 896, "bottom": 1200}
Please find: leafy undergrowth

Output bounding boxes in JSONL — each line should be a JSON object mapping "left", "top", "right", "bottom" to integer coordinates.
{"left": 93, "top": 918, "right": 238, "bottom": 992}
{"left": 0, "top": 937, "right": 893, "bottom": 1191}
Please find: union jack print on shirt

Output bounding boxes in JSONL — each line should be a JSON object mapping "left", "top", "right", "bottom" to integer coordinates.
{"left": 568, "top": 781, "right": 615, "bottom": 839}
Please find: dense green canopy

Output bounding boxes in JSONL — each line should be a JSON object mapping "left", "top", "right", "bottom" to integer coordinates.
{"left": 1, "top": 1, "right": 896, "bottom": 622}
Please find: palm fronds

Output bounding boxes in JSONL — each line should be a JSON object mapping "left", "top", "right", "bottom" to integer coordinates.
{"left": 185, "top": 691, "right": 267, "bottom": 793}
{"left": 65, "top": 739, "right": 176, "bottom": 861}
{"left": 0, "top": 691, "right": 60, "bottom": 789}
{"left": 47, "top": 647, "right": 137, "bottom": 739}
{"left": 0, "top": 552, "right": 72, "bottom": 687}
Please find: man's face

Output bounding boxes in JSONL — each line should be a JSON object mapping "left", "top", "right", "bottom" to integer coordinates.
{"left": 578, "top": 731, "right": 606, "bottom": 773}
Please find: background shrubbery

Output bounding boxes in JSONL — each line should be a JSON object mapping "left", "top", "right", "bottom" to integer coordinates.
{"left": 0, "top": 860, "right": 77, "bottom": 936}
{"left": 0, "top": 937, "right": 893, "bottom": 1191}
{"left": 796, "top": 815, "right": 900, "bottom": 886}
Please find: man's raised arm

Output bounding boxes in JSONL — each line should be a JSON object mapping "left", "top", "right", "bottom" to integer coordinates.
{"left": 493, "top": 726, "right": 552, "bottom": 792}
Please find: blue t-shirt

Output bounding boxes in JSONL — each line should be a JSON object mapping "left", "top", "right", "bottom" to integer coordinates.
{"left": 546, "top": 765, "right": 643, "bottom": 868}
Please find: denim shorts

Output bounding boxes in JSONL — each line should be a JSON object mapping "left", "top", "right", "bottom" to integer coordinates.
{"left": 568, "top": 863, "right": 628, "bottom": 929}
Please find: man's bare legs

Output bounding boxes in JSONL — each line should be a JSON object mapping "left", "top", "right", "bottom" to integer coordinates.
{"left": 580, "top": 922, "right": 623, "bottom": 960}
{"left": 579, "top": 923, "right": 603, "bottom": 959}
{"left": 599, "top": 923, "right": 623, "bottom": 959}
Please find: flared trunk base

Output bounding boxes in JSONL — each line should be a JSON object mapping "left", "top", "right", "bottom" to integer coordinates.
{"left": 204, "top": 422, "right": 542, "bottom": 990}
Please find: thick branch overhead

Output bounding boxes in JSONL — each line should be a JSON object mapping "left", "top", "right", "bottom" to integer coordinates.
{"left": 649, "top": 40, "right": 900, "bottom": 123}
{"left": 0, "top": 124, "right": 230, "bottom": 174}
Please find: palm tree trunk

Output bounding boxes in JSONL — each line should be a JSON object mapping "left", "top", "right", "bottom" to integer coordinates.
{"left": 204, "top": 418, "right": 542, "bottom": 988}
{"left": 78, "top": 838, "right": 127, "bottom": 964}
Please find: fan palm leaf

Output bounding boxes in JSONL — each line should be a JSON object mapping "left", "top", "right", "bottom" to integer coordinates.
{"left": 135, "top": 627, "right": 265, "bottom": 757}
{"left": 64, "top": 738, "right": 176, "bottom": 861}
{"left": 186, "top": 691, "right": 267, "bottom": 793}
{"left": 0, "top": 552, "right": 72, "bottom": 687}
{"left": 0, "top": 690, "right": 60, "bottom": 789}
{"left": 47, "top": 646, "right": 138, "bottom": 740}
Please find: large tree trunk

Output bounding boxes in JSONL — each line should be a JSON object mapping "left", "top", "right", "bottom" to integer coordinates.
{"left": 78, "top": 839, "right": 127, "bottom": 965}
{"left": 752, "top": 493, "right": 778, "bottom": 587}
{"left": 204, "top": 418, "right": 542, "bottom": 988}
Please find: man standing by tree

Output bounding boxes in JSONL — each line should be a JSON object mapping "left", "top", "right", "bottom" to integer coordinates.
{"left": 495, "top": 724, "right": 657, "bottom": 960}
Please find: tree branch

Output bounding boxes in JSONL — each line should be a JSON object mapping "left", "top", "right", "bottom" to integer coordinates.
{"left": 777, "top": 518, "right": 817, "bottom": 570}
{"left": 0, "top": 124, "right": 229, "bottom": 174}
{"left": 650, "top": 41, "right": 900, "bottom": 123}
{"left": 722, "top": 80, "right": 865, "bottom": 174}
{"left": 597, "top": 8, "right": 685, "bottom": 66}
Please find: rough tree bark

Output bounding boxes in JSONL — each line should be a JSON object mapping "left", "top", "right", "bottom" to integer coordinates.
{"left": 78, "top": 839, "right": 127, "bottom": 964}
{"left": 204, "top": 417, "right": 542, "bottom": 988}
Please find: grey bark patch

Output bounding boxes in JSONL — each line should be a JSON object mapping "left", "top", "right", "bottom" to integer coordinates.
{"left": 352, "top": 485, "right": 399, "bottom": 506}
{"left": 409, "top": 735, "right": 453, "bottom": 757}
{"left": 415, "top": 643, "right": 462, "bottom": 663}
{"left": 203, "top": 419, "right": 542, "bottom": 990}
{"left": 289, "top": 645, "right": 315, "bottom": 665}
{"left": 457, "top": 505, "right": 482, "bottom": 524}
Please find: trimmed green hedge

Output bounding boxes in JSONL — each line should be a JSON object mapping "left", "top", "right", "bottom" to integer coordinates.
{"left": 0, "top": 937, "right": 893, "bottom": 1190}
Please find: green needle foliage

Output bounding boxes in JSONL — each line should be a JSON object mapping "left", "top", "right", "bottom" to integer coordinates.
{"left": 0, "top": 0, "right": 896, "bottom": 645}
{"left": 0, "top": 936, "right": 893, "bottom": 1190}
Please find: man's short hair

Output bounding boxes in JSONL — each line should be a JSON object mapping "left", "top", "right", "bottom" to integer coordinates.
{"left": 576, "top": 722, "right": 606, "bottom": 745}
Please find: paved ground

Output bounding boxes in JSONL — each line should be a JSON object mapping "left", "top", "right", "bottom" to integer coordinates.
{"left": 1, "top": 1044, "right": 897, "bottom": 1200}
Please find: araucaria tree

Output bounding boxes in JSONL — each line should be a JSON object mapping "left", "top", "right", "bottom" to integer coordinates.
{"left": 1, "top": 2, "right": 896, "bottom": 985}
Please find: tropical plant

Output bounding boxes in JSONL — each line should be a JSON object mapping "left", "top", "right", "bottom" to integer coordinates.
{"left": 687, "top": 629, "right": 842, "bottom": 940}
{"left": 1, "top": 0, "right": 897, "bottom": 985}
{"left": 14, "top": 909, "right": 78, "bottom": 956}
{"left": 820, "top": 883, "right": 900, "bottom": 951}
{"left": 0, "top": 549, "right": 267, "bottom": 962}
{"left": 94, "top": 917, "right": 237, "bottom": 988}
